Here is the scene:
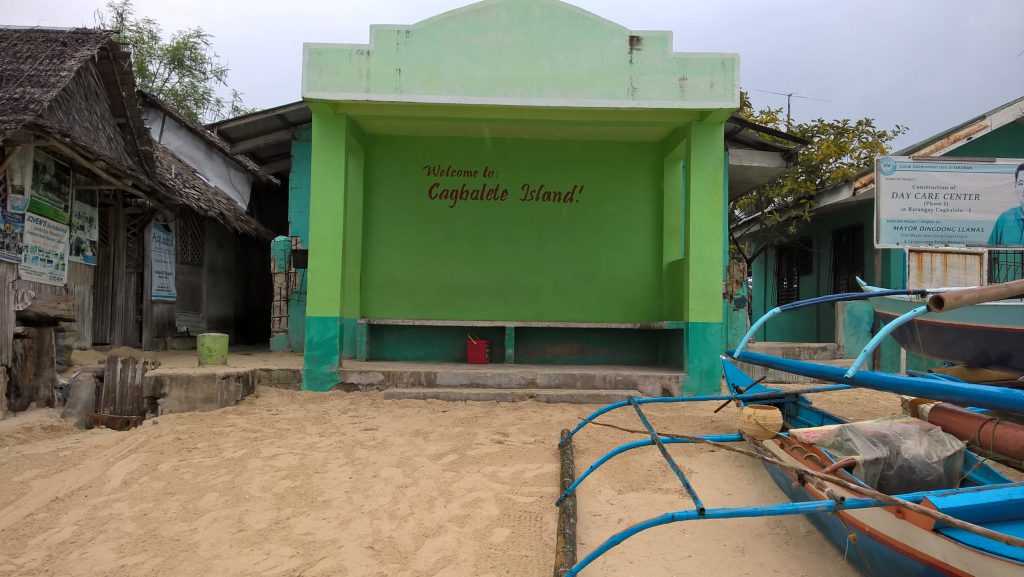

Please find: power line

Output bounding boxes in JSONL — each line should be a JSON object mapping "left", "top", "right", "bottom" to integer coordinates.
{"left": 753, "top": 87, "right": 831, "bottom": 129}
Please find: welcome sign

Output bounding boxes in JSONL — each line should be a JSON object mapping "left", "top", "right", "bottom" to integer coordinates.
{"left": 875, "top": 157, "right": 1024, "bottom": 248}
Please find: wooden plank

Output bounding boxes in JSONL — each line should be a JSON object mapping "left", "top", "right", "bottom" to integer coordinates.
{"left": 10, "top": 330, "right": 36, "bottom": 412}
{"left": 92, "top": 231, "right": 113, "bottom": 344}
{"left": 0, "top": 145, "right": 23, "bottom": 178}
{"left": 67, "top": 262, "right": 94, "bottom": 349}
{"left": 111, "top": 195, "right": 128, "bottom": 347}
{"left": 142, "top": 219, "right": 153, "bottom": 350}
{"left": 101, "top": 356, "right": 116, "bottom": 414}
{"left": 0, "top": 261, "right": 16, "bottom": 366}
{"left": 132, "top": 357, "right": 145, "bottom": 416}
{"left": 118, "top": 355, "right": 130, "bottom": 415}
{"left": 15, "top": 292, "right": 76, "bottom": 324}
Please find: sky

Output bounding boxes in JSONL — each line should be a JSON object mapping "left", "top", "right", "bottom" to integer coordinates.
{"left": 4, "top": 0, "right": 1023, "bottom": 149}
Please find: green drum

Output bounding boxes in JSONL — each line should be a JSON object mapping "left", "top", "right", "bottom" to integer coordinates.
{"left": 197, "top": 333, "right": 229, "bottom": 366}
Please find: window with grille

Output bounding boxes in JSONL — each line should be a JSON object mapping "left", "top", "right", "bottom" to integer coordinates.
{"left": 177, "top": 212, "right": 205, "bottom": 266}
{"left": 831, "top": 225, "right": 864, "bottom": 293}
{"left": 988, "top": 249, "right": 1024, "bottom": 284}
{"left": 775, "top": 238, "right": 813, "bottom": 306}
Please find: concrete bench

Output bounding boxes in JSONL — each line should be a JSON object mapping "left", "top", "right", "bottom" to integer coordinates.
{"left": 356, "top": 318, "right": 685, "bottom": 364}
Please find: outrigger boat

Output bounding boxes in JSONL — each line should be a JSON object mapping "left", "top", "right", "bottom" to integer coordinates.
{"left": 554, "top": 280, "right": 1024, "bottom": 577}
{"left": 857, "top": 277, "right": 1024, "bottom": 376}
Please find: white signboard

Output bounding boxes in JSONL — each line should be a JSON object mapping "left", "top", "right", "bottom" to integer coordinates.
{"left": 150, "top": 222, "right": 176, "bottom": 301}
{"left": 69, "top": 199, "right": 98, "bottom": 266}
{"left": 20, "top": 213, "right": 69, "bottom": 286}
{"left": 875, "top": 156, "right": 1024, "bottom": 248}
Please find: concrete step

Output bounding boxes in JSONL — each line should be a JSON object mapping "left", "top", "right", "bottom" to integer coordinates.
{"left": 340, "top": 362, "right": 681, "bottom": 397}
{"left": 747, "top": 341, "right": 842, "bottom": 361}
{"left": 382, "top": 387, "right": 646, "bottom": 404}
{"left": 254, "top": 368, "right": 302, "bottom": 390}
{"left": 735, "top": 358, "right": 863, "bottom": 384}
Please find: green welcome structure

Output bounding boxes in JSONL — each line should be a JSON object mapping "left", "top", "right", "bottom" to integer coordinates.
{"left": 300, "top": 0, "right": 739, "bottom": 393}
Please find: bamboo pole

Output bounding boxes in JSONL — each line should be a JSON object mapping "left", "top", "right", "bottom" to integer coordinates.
{"left": 553, "top": 429, "right": 578, "bottom": 577}
{"left": 587, "top": 420, "right": 1024, "bottom": 549}
{"left": 927, "top": 278, "right": 1024, "bottom": 312}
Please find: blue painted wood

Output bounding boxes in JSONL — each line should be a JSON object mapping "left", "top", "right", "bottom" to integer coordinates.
{"left": 628, "top": 398, "right": 704, "bottom": 513}
{"left": 729, "top": 349, "right": 1024, "bottom": 415}
{"left": 939, "top": 520, "right": 1024, "bottom": 563}
{"left": 928, "top": 488, "right": 1024, "bottom": 527}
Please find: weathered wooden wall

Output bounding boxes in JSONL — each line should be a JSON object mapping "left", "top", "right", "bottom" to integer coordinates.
{"left": 0, "top": 261, "right": 16, "bottom": 367}
{"left": 13, "top": 262, "right": 95, "bottom": 350}
{"left": 93, "top": 238, "right": 113, "bottom": 344}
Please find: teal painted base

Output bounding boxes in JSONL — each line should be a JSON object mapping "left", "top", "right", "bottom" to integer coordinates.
{"left": 880, "top": 338, "right": 902, "bottom": 374}
{"left": 368, "top": 325, "right": 507, "bottom": 363}
{"left": 269, "top": 334, "right": 290, "bottom": 352}
{"left": 682, "top": 322, "right": 724, "bottom": 396}
{"left": 725, "top": 306, "right": 748, "bottom": 350}
{"left": 341, "top": 317, "right": 359, "bottom": 360}
{"left": 841, "top": 301, "right": 874, "bottom": 359}
{"left": 288, "top": 298, "right": 307, "bottom": 352}
{"left": 302, "top": 315, "right": 343, "bottom": 391}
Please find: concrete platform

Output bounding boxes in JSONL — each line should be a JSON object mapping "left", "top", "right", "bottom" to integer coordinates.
{"left": 340, "top": 361, "right": 685, "bottom": 403}
{"left": 383, "top": 387, "right": 644, "bottom": 404}
{"left": 737, "top": 342, "right": 856, "bottom": 384}
{"left": 147, "top": 366, "right": 302, "bottom": 414}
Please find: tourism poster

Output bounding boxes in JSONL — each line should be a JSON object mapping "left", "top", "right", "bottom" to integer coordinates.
{"left": 20, "top": 212, "right": 69, "bottom": 286}
{"left": 875, "top": 156, "right": 1024, "bottom": 247}
{"left": 27, "top": 149, "right": 72, "bottom": 224}
{"left": 4, "top": 146, "right": 32, "bottom": 213}
{"left": 69, "top": 196, "right": 99, "bottom": 266}
{"left": 0, "top": 210, "right": 25, "bottom": 264}
{"left": 150, "top": 222, "right": 176, "bottom": 301}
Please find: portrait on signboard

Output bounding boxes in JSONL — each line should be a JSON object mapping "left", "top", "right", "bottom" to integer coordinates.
{"left": 987, "top": 163, "right": 1024, "bottom": 246}
{"left": 27, "top": 150, "right": 72, "bottom": 224}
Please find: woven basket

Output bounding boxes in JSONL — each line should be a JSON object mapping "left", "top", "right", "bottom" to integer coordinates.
{"left": 740, "top": 404, "right": 783, "bottom": 441}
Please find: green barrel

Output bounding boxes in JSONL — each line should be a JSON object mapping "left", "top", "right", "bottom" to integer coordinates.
{"left": 197, "top": 333, "right": 229, "bottom": 366}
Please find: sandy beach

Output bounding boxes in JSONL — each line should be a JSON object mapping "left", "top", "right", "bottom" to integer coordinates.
{"left": 0, "top": 386, "right": 907, "bottom": 576}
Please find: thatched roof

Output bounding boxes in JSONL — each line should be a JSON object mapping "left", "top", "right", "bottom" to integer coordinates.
{"left": 140, "top": 91, "right": 278, "bottom": 186}
{"left": 152, "top": 141, "right": 273, "bottom": 240}
{"left": 0, "top": 27, "right": 156, "bottom": 181}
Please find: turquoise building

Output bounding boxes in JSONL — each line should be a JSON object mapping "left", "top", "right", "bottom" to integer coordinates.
{"left": 748, "top": 96, "right": 1024, "bottom": 372}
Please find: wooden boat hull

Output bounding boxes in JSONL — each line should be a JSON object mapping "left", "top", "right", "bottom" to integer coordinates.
{"left": 865, "top": 287, "right": 1024, "bottom": 374}
{"left": 757, "top": 438, "right": 1024, "bottom": 576}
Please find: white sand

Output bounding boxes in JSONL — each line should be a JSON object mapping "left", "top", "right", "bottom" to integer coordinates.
{"left": 0, "top": 387, "right": 906, "bottom": 576}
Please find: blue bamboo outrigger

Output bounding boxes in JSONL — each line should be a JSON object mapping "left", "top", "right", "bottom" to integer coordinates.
{"left": 554, "top": 283, "right": 1024, "bottom": 577}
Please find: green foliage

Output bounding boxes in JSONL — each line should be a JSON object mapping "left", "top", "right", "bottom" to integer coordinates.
{"left": 730, "top": 90, "right": 907, "bottom": 266}
{"left": 97, "top": 1, "right": 256, "bottom": 123}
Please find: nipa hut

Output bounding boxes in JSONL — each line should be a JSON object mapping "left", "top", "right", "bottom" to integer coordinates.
{"left": 0, "top": 26, "right": 276, "bottom": 416}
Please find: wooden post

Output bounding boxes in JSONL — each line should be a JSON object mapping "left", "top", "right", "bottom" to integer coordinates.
{"left": 553, "top": 429, "right": 577, "bottom": 577}
{"left": 111, "top": 193, "right": 128, "bottom": 347}
{"left": 142, "top": 219, "right": 153, "bottom": 350}
{"left": 10, "top": 326, "right": 55, "bottom": 410}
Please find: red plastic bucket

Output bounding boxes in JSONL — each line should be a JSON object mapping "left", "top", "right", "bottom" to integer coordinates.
{"left": 466, "top": 337, "right": 490, "bottom": 364}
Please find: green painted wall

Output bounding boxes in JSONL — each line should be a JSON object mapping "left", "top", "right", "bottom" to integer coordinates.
{"left": 303, "top": 0, "right": 738, "bottom": 110}
{"left": 360, "top": 135, "right": 663, "bottom": 322}
{"left": 299, "top": 0, "right": 737, "bottom": 391}
{"left": 302, "top": 106, "right": 350, "bottom": 391}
